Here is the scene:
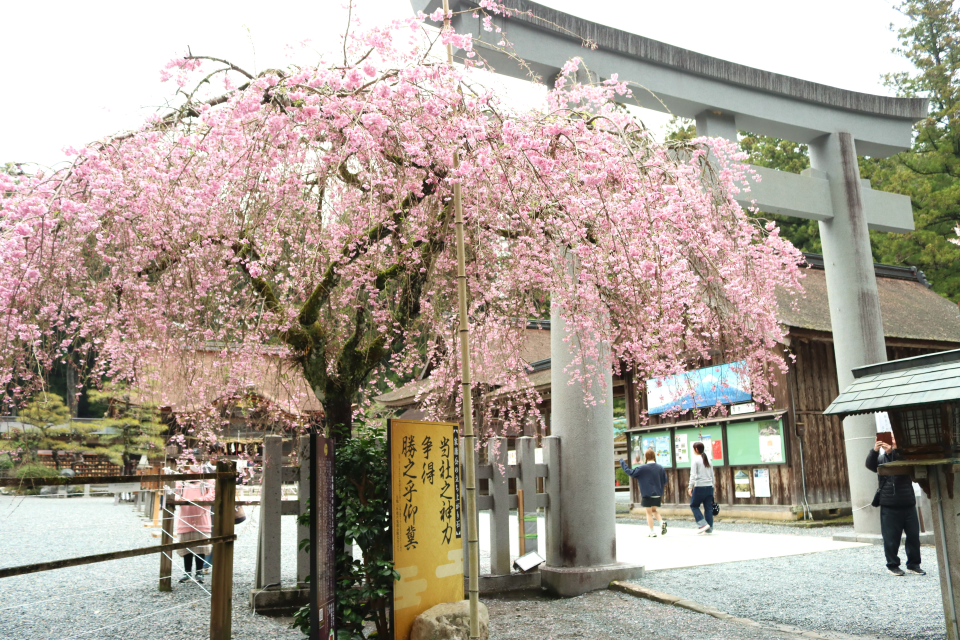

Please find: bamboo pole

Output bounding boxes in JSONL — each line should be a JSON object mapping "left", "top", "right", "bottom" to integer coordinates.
{"left": 441, "top": 2, "right": 480, "bottom": 636}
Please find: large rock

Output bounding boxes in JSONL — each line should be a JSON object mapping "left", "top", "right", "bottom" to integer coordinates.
{"left": 410, "top": 600, "right": 489, "bottom": 640}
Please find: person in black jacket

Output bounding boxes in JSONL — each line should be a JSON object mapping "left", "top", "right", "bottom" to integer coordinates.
{"left": 621, "top": 449, "right": 668, "bottom": 537}
{"left": 866, "top": 435, "right": 925, "bottom": 576}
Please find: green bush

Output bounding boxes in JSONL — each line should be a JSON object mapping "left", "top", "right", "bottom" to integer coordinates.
{"left": 615, "top": 466, "right": 630, "bottom": 487}
{"left": 10, "top": 463, "right": 58, "bottom": 494}
{"left": 14, "top": 463, "right": 58, "bottom": 479}
{"left": 293, "top": 423, "right": 397, "bottom": 639}
{"left": 0, "top": 454, "right": 13, "bottom": 471}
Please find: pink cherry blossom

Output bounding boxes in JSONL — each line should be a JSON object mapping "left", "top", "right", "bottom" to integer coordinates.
{"left": 0, "top": 6, "right": 802, "bottom": 446}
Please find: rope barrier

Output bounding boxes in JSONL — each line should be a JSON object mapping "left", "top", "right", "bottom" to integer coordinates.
{"left": 0, "top": 574, "right": 170, "bottom": 611}
{"left": 159, "top": 550, "right": 212, "bottom": 596}
{"left": 61, "top": 597, "right": 208, "bottom": 639}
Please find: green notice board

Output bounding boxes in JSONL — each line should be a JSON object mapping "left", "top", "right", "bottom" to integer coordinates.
{"left": 727, "top": 419, "right": 786, "bottom": 466}
{"left": 674, "top": 426, "right": 725, "bottom": 468}
{"left": 627, "top": 431, "right": 672, "bottom": 468}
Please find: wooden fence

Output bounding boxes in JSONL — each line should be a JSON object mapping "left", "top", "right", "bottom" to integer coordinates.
{"left": 461, "top": 435, "right": 557, "bottom": 591}
{"left": 0, "top": 466, "right": 237, "bottom": 640}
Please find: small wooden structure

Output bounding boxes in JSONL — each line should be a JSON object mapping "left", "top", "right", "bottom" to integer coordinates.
{"left": 825, "top": 349, "right": 960, "bottom": 640}
{"left": 617, "top": 256, "right": 960, "bottom": 521}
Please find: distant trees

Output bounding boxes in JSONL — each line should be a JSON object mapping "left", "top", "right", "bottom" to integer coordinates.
{"left": 7, "top": 392, "right": 83, "bottom": 469}
{"left": 85, "top": 384, "right": 166, "bottom": 473}
{"left": 868, "top": 0, "right": 960, "bottom": 300}
{"left": 1, "top": 387, "right": 165, "bottom": 473}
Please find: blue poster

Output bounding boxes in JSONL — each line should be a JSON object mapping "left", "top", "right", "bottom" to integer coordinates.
{"left": 646, "top": 361, "right": 751, "bottom": 415}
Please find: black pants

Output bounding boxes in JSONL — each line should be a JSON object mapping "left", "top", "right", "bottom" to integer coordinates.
{"left": 880, "top": 505, "right": 921, "bottom": 568}
{"left": 183, "top": 552, "right": 205, "bottom": 573}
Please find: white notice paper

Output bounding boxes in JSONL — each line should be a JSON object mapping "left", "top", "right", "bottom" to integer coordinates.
{"left": 734, "top": 470, "right": 751, "bottom": 498}
{"left": 674, "top": 434, "right": 688, "bottom": 464}
{"left": 876, "top": 412, "right": 893, "bottom": 433}
{"left": 753, "top": 469, "right": 771, "bottom": 498}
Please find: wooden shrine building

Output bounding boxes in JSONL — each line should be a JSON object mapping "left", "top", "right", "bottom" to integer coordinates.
{"left": 377, "top": 255, "right": 960, "bottom": 520}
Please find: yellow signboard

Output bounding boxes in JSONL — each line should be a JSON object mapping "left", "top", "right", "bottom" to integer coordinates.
{"left": 389, "top": 419, "right": 463, "bottom": 640}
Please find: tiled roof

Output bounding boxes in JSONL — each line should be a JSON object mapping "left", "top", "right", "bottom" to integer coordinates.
{"left": 777, "top": 258, "right": 960, "bottom": 343}
{"left": 824, "top": 349, "right": 960, "bottom": 417}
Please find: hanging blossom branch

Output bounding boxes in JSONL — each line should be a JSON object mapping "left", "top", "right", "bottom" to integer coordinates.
{"left": 0, "top": 4, "right": 803, "bottom": 444}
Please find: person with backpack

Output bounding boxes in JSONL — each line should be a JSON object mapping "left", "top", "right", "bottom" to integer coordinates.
{"left": 688, "top": 440, "right": 715, "bottom": 534}
{"left": 621, "top": 448, "right": 668, "bottom": 537}
{"left": 866, "top": 435, "right": 925, "bottom": 576}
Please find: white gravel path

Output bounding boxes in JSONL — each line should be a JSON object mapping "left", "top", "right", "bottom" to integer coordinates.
{"left": 0, "top": 494, "right": 304, "bottom": 640}
{"left": 638, "top": 540, "right": 943, "bottom": 639}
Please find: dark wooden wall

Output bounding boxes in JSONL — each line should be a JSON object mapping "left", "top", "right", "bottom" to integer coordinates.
{"left": 627, "top": 332, "right": 956, "bottom": 512}
{"left": 791, "top": 336, "right": 847, "bottom": 506}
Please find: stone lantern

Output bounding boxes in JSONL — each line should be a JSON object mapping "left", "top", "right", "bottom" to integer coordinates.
{"left": 825, "top": 348, "right": 960, "bottom": 640}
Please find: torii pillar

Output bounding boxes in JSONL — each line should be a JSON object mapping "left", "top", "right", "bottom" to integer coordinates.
{"left": 542, "top": 290, "right": 644, "bottom": 596}
{"left": 809, "top": 133, "right": 888, "bottom": 533}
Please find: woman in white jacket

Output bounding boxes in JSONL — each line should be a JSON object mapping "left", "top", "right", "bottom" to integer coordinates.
{"left": 687, "top": 441, "right": 715, "bottom": 534}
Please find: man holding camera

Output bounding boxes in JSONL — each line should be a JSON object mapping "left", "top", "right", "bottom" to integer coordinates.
{"left": 866, "top": 435, "right": 925, "bottom": 577}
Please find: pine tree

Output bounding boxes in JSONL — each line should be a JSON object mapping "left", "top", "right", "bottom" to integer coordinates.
{"left": 11, "top": 392, "right": 99, "bottom": 469}
{"left": 86, "top": 383, "right": 167, "bottom": 472}
{"left": 866, "top": 0, "right": 960, "bottom": 300}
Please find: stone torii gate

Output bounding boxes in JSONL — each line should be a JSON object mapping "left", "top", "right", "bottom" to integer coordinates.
{"left": 412, "top": 0, "right": 927, "bottom": 594}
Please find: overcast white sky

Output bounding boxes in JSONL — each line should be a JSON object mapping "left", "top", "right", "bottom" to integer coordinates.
{"left": 1, "top": 0, "right": 915, "bottom": 169}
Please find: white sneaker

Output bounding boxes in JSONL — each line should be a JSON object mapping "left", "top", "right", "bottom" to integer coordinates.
{"left": 697, "top": 524, "right": 711, "bottom": 534}
{"left": 648, "top": 531, "right": 658, "bottom": 537}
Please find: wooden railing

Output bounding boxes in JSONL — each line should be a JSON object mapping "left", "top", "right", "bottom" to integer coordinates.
{"left": 0, "top": 465, "right": 237, "bottom": 640}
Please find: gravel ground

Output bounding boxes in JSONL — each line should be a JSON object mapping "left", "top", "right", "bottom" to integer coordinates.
{"left": 617, "top": 516, "right": 857, "bottom": 539}
{"left": 486, "top": 589, "right": 806, "bottom": 640}
{"left": 3, "top": 494, "right": 938, "bottom": 639}
{"left": 638, "top": 545, "right": 943, "bottom": 640}
{"left": 0, "top": 494, "right": 302, "bottom": 640}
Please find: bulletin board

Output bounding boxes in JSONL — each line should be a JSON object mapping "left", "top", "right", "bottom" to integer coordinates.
{"left": 673, "top": 425, "right": 725, "bottom": 468}
{"left": 727, "top": 419, "right": 786, "bottom": 466}
{"left": 628, "top": 430, "right": 672, "bottom": 468}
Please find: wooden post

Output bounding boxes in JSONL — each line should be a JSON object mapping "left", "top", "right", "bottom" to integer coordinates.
{"left": 297, "top": 437, "right": 310, "bottom": 586}
{"left": 517, "top": 489, "right": 526, "bottom": 556}
{"left": 516, "top": 436, "right": 539, "bottom": 555}
{"left": 159, "top": 483, "right": 173, "bottom": 592}
{"left": 148, "top": 490, "right": 161, "bottom": 527}
{"left": 488, "top": 438, "right": 510, "bottom": 575}
{"left": 210, "top": 462, "right": 236, "bottom": 640}
{"left": 257, "top": 435, "right": 282, "bottom": 589}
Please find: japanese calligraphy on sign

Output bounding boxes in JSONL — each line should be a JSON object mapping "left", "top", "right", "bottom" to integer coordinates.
{"left": 389, "top": 419, "right": 463, "bottom": 640}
